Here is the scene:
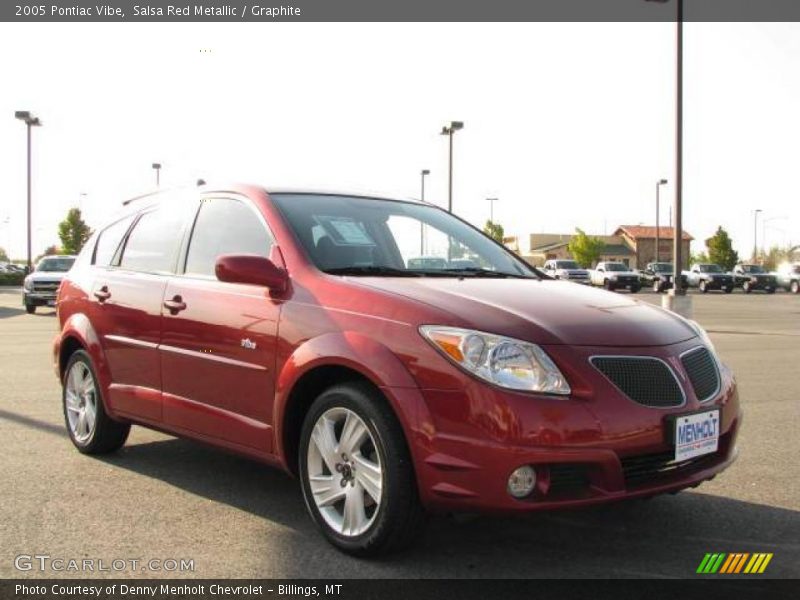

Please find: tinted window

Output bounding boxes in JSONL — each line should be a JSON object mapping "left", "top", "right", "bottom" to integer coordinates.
{"left": 119, "top": 208, "right": 186, "bottom": 273}
{"left": 36, "top": 257, "right": 75, "bottom": 272}
{"left": 185, "top": 197, "right": 272, "bottom": 277}
{"left": 93, "top": 216, "right": 134, "bottom": 266}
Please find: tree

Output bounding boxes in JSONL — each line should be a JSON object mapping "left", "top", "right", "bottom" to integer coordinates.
{"left": 483, "top": 220, "right": 504, "bottom": 243}
{"left": 690, "top": 250, "right": 709, "bottom": 265}
{"left": 35, "top": 245, "right": 62, "bottom": 263}
{"left": 0, "top": 246, "right": 8, "bottom": 262}
{"left": 705, "top": 226, "right": 738, "bottom": 271}
{"left": 58, "top": 208, "right": 92, "bottom": 255}
{"left": 568, "top": 228, "right": 605, "bottom": 268}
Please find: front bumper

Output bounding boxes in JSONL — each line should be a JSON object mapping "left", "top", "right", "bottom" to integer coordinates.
{"left": 410, "top": 340, "right": 741, "bottom": 513}
{"left": 23, "top": 292, "right": 57, "bottom": 306}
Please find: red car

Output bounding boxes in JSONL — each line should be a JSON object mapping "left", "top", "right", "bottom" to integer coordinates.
{"left": 54, "top": 185, "right": 740, "bottom": 556}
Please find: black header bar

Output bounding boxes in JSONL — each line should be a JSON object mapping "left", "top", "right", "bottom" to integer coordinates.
{"left": 4, "top": 0, "right": 800, "bottom": 22}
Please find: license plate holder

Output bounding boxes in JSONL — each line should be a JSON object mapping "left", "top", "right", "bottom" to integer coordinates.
{"left": 666, "top": 409, "right": 720, "bottom": 461}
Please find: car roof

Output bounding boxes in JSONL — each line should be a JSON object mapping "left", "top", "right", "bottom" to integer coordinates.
{"left": 122, "top": 183, "right": 429, "bottom": 207}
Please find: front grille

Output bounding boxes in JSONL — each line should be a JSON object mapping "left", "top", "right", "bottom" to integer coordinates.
{"left": 32, "top": 282, "right": 59, "bottom": 293}
{"left": 621, "top": 449, "right": 717, "bottom": 487}
{"left": 681, "top": 347, "right": 720, "bottom": 402}
{"left": 591, "top": 356, "right": 683, "bottom": 407}
{"left": 548, "top": 464, "right": 590, "bottom": 495}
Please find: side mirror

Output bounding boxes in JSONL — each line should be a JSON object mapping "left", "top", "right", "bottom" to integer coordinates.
{"left": 215, "top": 254, "right": 288, "bottom": 292}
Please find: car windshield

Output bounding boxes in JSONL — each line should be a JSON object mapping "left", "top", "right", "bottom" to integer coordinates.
{"left": 36, "top": 257, "right": 75, "bottom": 272}
{"left": 699, "top": 264, "right": 723, "bottom": 273}
{"left": 740, "top": 265, "right": 765, "bottom": 273}
{"left": 651, "top": 263, "right": 672, "bottom": 273}
{"left": 555, "top": 260, "right": 580, "bottom": 269}
{"left": 603, "top": 263, "right": 628, "bottom": 272}
{"left": 271, "top": 194, "right": 537, "bottom": 278}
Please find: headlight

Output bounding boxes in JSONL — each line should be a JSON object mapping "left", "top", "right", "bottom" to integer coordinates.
{"left": 23, "top": 277, "right": 33, "bottom": 291}
{"left": 419, "top": 326, "right": 571, "bottom": 395}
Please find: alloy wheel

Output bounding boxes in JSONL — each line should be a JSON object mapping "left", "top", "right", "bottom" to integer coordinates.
{"left": 64, "top": 361, "right": 98, "bottom": 444}
{"left": 307, "top": 407, "right": 383, "bottom": 537}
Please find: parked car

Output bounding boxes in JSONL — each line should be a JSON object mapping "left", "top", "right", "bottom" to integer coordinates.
{"left": 22, "top": 255, "right": 76, "bottom": 313}
{"left": 731, "top": 264, "right": 777, "bottom": 294}
{"left": 645, "top": 262, "right": 688, "bottom": 293}
{"left": 589, "top": 261, "right": 641, "bottom": 292}
{"left": 542, "top": 259, "right": 590, "bottom": 284}
{"left": 683, "top": 263, "right": 734, "bottom": 294}
{"left": 774, "top": 262, "right": 799, "bottom": 294}
{"left": 54, "top": 185, "right": 740, "bottom": 556}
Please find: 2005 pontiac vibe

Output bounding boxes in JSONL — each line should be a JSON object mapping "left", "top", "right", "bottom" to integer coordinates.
{"left": 53, "top": 185, "right": 740, "bottom": 556}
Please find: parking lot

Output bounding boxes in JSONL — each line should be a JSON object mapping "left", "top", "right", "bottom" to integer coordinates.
{"left": 0, "top": 286, "right": 797, "bottom": 579}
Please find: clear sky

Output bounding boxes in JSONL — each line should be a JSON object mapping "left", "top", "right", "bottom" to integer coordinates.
{"left": 0, "top": 22, "right": 797, "bottom": 260}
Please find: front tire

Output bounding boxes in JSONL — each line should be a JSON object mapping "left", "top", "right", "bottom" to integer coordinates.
{"left": 299, "top": 381, "right": 424, "bottom": 556}
{"left": 25, "top": 303, "right": 36, "bottom": 314}
{"left": 724, "top": 286, "right": 734, "bottom": 294}
{"left": 62, "top": 350, "right": 130, "bottom": 454}
{"left": 604, "top": 279, "right": 615, "bottom": 291}
{"left": 743, "top": 281, "right": 752, "bottom": 293}
{"left": 791, "top": 280, "right": 799, "bottom": 294}
{"left": 653, "top": 280, "right": 663, "bottom": 293}
{"left": 630, "top": 285, "right": 641, "bottom": 294}
{"left": 699, "top": 280, "right": 708, "bottom": 293}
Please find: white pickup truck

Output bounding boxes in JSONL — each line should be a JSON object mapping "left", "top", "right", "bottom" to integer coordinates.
{"left": 682, "top": 263, "right": 735, "bottom": 293}
{"left": 590, "top": 261, "right": 642, "bottom": 293}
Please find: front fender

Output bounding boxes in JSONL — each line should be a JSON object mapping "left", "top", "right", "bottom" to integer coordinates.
{"left": 272, "top": 330, "right": 428, "bottom": 468}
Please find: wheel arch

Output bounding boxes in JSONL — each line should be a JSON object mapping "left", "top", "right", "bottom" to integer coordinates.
{"left": 56, "top": 313, "right": 113, "bottom": 410}
{"left": 274, "top": 331, "right": 423, "bottom": 476}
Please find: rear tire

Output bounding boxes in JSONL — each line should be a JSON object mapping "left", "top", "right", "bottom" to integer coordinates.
{"left": 630, "top": 285, "right": 640, "bottom": 294}
{"left": 724, "top": 286, "right": 734, "bottom": 294}
{"left": 766, "top": 287, "right": 775, "bottom": 294}
{"left": 299, "top": 381, "right": 425, "bottom": 557}
{"left": 62, "top": 350, "right": 130, "bottom": 454}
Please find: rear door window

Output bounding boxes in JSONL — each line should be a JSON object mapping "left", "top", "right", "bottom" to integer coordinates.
{"left": 119, "top": 208, "right": 187, "bottom": 273}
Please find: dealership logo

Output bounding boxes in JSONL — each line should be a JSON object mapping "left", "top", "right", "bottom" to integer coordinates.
{"left": 696, "top": 553, "right": 773, "bottom": 574}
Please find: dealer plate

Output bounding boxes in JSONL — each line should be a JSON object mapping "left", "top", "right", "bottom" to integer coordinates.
{"left": 673, "top": 409, "right": 719, "bottom": 461}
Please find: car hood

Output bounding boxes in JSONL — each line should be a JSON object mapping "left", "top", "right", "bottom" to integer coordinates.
{"left": 27, "top": 272, "right": 67, "bottom": 282}
{"left": 602, "top": 271, "right": 638, "bottom": 277}
{"left": 351, "top": 277, "right": 696, "bottom": 347}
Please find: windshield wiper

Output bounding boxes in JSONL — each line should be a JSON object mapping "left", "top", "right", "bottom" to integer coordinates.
{"left": 324, "top": 266, "right": 422, "bottom": 277}
{"left": 442, "top": 267, "right": 534, "bottom": 279}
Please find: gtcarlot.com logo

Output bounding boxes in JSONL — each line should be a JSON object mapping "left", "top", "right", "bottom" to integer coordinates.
{"left": 697, "top": 553, "right": 773, "bottom": 574}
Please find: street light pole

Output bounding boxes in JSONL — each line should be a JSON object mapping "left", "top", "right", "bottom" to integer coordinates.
{"left": 655, "top": 179, "right": 668, "bottom": 262}
{"left": 440, "top": 121, "right": 464, "bottom": 213}
{"left": 673, "top": 0, "right": 684, "bottom": 293}
{"left": 753, "top": 209, "right": 762, "bottom": 261}
{"left": 15, "top": 111, "right": 42, "bottom": 273}
{"left": 420, "top": 169, "right": 430, "bottom": 255}
{"left": 152, "top": 162, "right": 162, "bottom": 187}
{"left": 486, "top": 197, "right": 499, "bottom": 223}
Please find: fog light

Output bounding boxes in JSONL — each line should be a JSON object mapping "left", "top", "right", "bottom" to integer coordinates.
{"left": 507, "top": 465, "right": 537, "bottom": 498}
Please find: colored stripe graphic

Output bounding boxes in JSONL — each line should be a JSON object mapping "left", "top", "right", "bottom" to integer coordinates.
{"left": 698, "top": 553, "right": 727, "bottom": 573}
{"left": 701, "top": 553, "right": 773, "bottom": 574}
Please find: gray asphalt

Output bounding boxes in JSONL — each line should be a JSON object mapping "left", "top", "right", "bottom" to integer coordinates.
{"left": 0, "top": 286, "right": 798, "bottom": 579}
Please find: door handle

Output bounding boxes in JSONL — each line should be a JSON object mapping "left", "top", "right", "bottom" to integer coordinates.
{"left": 93, "top": 286, "right": 111, "bottom": 302}
{"left": 163, "top": 295, "right": 187, "bottom": 314}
